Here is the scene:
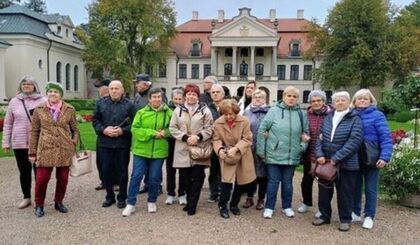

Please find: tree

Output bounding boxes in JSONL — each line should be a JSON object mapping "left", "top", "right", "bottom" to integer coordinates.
{"left": 0, "top": 0, "right": 20, "bottom": 9}
{"left": 405, "top": 0, "right": 420, "bottom": 27}
{"left": 24, "top": 0, "right": 46, "bottom": 13}
{"left": 78, "top": 0, "right": 177, "bottom": 91}
{"left": 306, "top": 0, "right": 420, "bottom": 89}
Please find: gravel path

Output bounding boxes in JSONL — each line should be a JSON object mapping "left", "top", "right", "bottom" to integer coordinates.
{"left": 0, "top": 155, "right": 419, "bottom": 245}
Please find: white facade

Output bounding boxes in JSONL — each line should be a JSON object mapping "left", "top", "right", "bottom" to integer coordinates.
{"left": 0, "top": 41, "right": 10, "bottom": 103}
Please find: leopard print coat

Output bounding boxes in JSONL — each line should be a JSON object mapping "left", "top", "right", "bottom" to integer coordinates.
{"left": 29, "top": 102, "right": 79, "bottom": 167}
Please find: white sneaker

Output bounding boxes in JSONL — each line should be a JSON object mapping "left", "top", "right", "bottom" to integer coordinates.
{"left": 178, "top": 195, "right": 187, "bottom": 205}
{"left": 122, "top": 204, "right": 135, "bottom": 217}
{"left": 314, "top": 210, "right": 322, "bottom": 218}
{"left": 18, "top": 198, "right": 31, "bottom": 209}
{"left": 148, "top": 202, "right": 157, "bottom": 213}
{"left": 297, "top": 203, "right": 309, "bottom": 213}
{"left": 165, "top": 195, "right": 175, "bottom": 205}
{"left": 282, "top": 208, "right": 295, "bottom": 218}
{"left": 351, "top": 212, "right": 362, "bottom": 223}
{"left": 263, "top": 208, "right": 274, "bottom": 219}
{"left": 362, "top": 216, "right": 374, "bottom": 229}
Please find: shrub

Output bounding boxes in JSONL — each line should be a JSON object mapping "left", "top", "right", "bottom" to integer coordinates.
{"left": 393, "top": 111, "right": 416, "bottom": 123}
{"left": 65, "top": 99, "right": 96, "bottom": 111}
{"left": 381, "top": 146, "right": 420, "bottom": 200}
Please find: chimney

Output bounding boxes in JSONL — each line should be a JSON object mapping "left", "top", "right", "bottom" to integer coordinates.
{"left": 192, "top": 11, "right": 198, "bottom": 20}
{"left": 297, "top": 9, "right": 304, "bottom": 19}
{"left": 269, "top": 9, "right": 276, "bottom": 22}
{"left": 218, "top": 10, "right": 224, "bottom": 23}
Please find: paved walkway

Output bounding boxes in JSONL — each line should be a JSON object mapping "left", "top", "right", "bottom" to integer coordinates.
{"left": 0, "top": 155, "right": 419, "bottom": 245}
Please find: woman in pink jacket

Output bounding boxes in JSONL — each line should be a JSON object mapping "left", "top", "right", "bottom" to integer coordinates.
{"left": 2, "top": 76, "right": 46, "bottom": 209}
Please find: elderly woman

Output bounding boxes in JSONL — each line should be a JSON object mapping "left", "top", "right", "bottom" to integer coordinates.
{"left": 28, "top": 82, "right": 79, "bottom": 217}
{"left": 2, "top": 76, "right": 46, "bottom": 209}
{"left": 298, "top": 90, "right": 333, "bottom": 216}
{"left": 312, "top": 91, "right": 363, "bottom": 232}
{"left": 169, "top": 84, "right": 213, "bottom": 216}
{"left": 351, "top": 89, "right": 393, "bottom": 229}
{"left": 165, "top": 88, "right": 186, "bottom": 205}
{"left": 122, "top": 88, "right": 173, "bottom": 216}
{"left": 256, "top": 86, "right": 309, "bottom": 219}
{"left": 213, "top": 99, "right": 256, "bottom": 219}
{"left": 243, "top": 89, "right": 270, "bottom": 210}
{"left": 206, "top": 83, "right": 225, "bottom": 203}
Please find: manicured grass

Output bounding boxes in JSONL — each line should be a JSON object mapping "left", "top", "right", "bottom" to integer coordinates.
{"left": 388, "top": 120, "right": 415, "bottom": 131}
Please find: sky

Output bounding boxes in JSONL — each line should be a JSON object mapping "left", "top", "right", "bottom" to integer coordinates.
{"left": 44, "top": 0, "right": 414, "bottom": 26}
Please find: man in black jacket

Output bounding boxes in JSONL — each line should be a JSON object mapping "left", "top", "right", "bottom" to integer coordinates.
{"left": 93, "top": 80, "right": 136, "bottom": 208}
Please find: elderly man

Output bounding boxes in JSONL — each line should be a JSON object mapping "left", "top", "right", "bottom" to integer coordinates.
{"left": 93, "top": 80, "right": 136, "bottom": 208}
{"left": 133, "top": 73, "right": 167, "bottom": 110}
{"left": 199, "top": 75, "right": 218, "bottom": 105}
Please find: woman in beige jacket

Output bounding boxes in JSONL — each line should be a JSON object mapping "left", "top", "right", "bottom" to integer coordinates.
{"left": 169, "top": 84, "right": 213, "bottom": 216}
{"left": 213, "top": 99, "right": 256, "bottom": 219}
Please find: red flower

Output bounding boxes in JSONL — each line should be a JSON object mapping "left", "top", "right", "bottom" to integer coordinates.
{"left": 391, "top": 129, "right": 407, "bottom": 144}
{"left": 0, "top": 118, "right": 4, "bottom": 132}
{"left": 82, "top": 114, "right": 93, "bottom": 122}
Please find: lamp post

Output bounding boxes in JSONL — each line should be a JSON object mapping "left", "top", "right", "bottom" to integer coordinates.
{"left": 411, "top": 108, "right": 419, "bottom": 148}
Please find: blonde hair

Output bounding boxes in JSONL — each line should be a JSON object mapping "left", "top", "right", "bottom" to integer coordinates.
{"left": 283, "top": 86, "right": 299, "bottom": 98}
{"left": 332, "top": 91, "right": 350, "bottom": 102}
{"left": 351, "top": 89, "right": 377, "bottom": 107}
{"left": 252, "top": 89, "right": 266, "bottom": 99}
{"left": 219, "top": 99, "right": 240, "bottom": 115}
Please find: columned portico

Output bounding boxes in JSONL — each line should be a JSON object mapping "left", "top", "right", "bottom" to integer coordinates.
{"left": 250, "top": 46, "right": 255, "bottom": 76}
{"left": 232, "top": 46, "right": 237, "bottom": 76}
{"left": 211, "top": 47, "right": 217, "bottom": 74}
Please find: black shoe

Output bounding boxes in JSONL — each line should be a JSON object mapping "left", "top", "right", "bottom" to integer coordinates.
{"left": 219, "top": 207, "right": 230, "bottom": 219}
{"left": 95, "top": 183, "right": 105, "bottom": 191}
{"left": 54, "top": 203, "right": 68, "bottom": 213}
{"left": 182, "top": 205, "right": 189, "bottom": 212}
{"left": 187, "top": 208, "right": 196, "bottom": 216}
{"left": 138, "top": 186, "right": 148, "bottom": 194}
{"left": 117, "top": 201, "right": 126, "bottom": 209}
{"left": 230, "top": 206, "right": 241, "bottom": 215}
{"left": 34, "top": 206, "right": 44, "bottom": 217}
{"left": 102, "top": 199, "right": 116, "bottom": 208}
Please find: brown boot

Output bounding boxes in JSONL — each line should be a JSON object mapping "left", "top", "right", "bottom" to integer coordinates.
{"left": 242, "top": 197, "right": 254, "bottom": 209}
{"left": 256, "top": 199, "right": 264, "bottom": 210}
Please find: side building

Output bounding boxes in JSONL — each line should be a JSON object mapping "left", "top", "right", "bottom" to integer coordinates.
{"left": 153, "top": 8, "right": 332, "bottom": 105}
{"left": 0, "top": 5, "right": 85, "bottom": 100}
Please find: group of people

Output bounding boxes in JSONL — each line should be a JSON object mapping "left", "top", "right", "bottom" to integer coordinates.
{"left": 2, "top": 74, "right": 393, "bottom": 232}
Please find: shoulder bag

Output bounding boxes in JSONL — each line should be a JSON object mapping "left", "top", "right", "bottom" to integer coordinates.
{"left": 70, "top": 138, "right": 93, "bottom": 177}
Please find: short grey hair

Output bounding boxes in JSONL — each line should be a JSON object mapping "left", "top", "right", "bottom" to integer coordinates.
{"left": 211, "top": 84, "right": 225, "bottom": 96}
{"left": 18, "top": 75, "right": 39, "bottom": 93}
{"left": 332, "top": 91, "right": 350, "bottom": 102}
{"left": 308, "top": 90, "right": 326, "bottom": 102}
{"left": 204, "top": 75, "right": 218, "bottom": 84}
{"left": 171, "top": 88, "right": 184, "bottom": 98}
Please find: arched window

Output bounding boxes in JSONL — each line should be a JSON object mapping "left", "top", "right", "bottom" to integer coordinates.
{"left": 74, "top": 65, "right": 79, "bottom": 91}
{"left": 65, "top": 63, "right": 71, "bottom": 90}
{"left": 239, "top": 62, "right": 248, "bottom": 80}
{"left": 255, "top": 63, "right": 264, "bottom": 80}
{"left": 224, "top": 63, "right": 232, "bottom": 76}
{"left": 56, "top": 62, "right": 62, "bottom": 83}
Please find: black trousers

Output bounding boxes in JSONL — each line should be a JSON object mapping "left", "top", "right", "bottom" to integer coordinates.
{"left": 219, "top": 181, "right": 254, "bottom": 208}
{"left": 166, "top": 139, "right": 185, "bottom": 197}
{"left": 301, "top": 160, "right": 314, "bottom": 206}
{"left": 318, "top": 169, "right": 357, "bottom": 223}
{"left": 14, "top": 149, "right": 35, "bottom": 199}
{"left": 208, "top": 152, "right": 221, "bottom": 198}
{"left": 100, "top": 147, "right": 130, "bottom": 202}
{"left": 96, "top": 141, "right": 120, "bottom": 185}
{"left": 179, "top": 165, "right": 205, "bottom": 211}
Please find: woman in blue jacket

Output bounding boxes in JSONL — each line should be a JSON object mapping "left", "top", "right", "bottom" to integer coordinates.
{"left": 351, "top": 89, "right": 393, "bottom": 230}
{"left": 312, "top": 91, "right": 363, "bottom": 232}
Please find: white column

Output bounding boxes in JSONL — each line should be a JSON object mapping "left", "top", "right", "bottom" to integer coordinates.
{"left": 272, "top": 46, "right": 277, "bottom": 77}
{"left": 232, "top": 46, "right": 237, "bottom": 76}
{"left": 211, "top": 47, "right": 216, "bottom": 75}
{"left": 250, "top": 46, "right": 255, "bottom": 76}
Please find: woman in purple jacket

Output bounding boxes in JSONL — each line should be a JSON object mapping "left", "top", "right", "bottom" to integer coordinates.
{"left": 351, "top": 89, "right": 393, "bottom": 230}
{"left": 2, "top": 76, "right": 46, "bottom": 209}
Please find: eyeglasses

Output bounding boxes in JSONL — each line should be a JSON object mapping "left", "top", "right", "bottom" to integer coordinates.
{"left": 253, "top": 96, "right": 264, "bottom": 99}
{"left": 310, "top": 99, "right": 323, "bottom": 103}
{"left": 286, "top": 94, "right": 298, "bottom": 98}
{"left": 211, "top": 91, "right": 221, "bottom": 94}
{"left": 21, "top": 83, "right": 34, "bottom": 86}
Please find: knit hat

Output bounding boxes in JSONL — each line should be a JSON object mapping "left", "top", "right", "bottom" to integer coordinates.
{"left": 133, "top": 74, "right": 151, "bottom": 86}
{"left": 45, "top": 82, "right": 64, "bottom": 97}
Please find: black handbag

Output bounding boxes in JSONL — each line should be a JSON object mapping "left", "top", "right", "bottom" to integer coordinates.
{"left": 360, "top": 141, "right": 380, "bottom": 167}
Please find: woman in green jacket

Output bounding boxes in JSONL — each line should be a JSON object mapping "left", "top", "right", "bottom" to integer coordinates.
{"left": 122, "top": 87, "right": 172, "bottom": 216}
{"left": 256, "top": 86, "right": 309, "bottom": 219}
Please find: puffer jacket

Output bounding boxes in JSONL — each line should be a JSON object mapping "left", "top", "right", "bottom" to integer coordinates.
{"left": 131, "top": 104, "right": 173, "bottom": 158}
{"left": 256, "top": 101, "right": 309, "bottom": 165}
{"left": 2, "top": 93, "right": 46, "bottom": 149}
{"left": 169, "top": 103, "right": 213, "bottom": 168}
{"left": 92, "top": 97, "right": 136, "bottom": 149}
{"left": 357, "top": 106, "right": 393, "bottom": 162}
{"left": 315, "top": 109, "right": 363, "bottom": 171}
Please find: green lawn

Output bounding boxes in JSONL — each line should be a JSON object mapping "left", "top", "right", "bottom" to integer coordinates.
{"left": 0, "top": 120, "right": 416, "bottom": 158}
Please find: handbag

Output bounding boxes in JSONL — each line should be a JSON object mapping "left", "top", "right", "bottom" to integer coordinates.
{"left": 70, "top": 138, "right": 93, "bottom": 177}
{"left": 222, "top": 146, "right": 242, "bottom": 165}
{"left": 360, "top": 141, "right": 380, "bottom": 167}
{"left": 310, "top": 159, "right": 337, "bottom": 182}
{"left": 189, "top": 142, "right": 212, "bottom": 160}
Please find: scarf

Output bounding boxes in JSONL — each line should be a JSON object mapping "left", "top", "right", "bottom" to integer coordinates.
{"left": 331, "top": 108, "right": 350, "bottom": 141}
{"left": 184, "top": 102, "right": 199, "bottom": 116}
{"left": 46, "top": 100, "right": 63, "bottom": 122}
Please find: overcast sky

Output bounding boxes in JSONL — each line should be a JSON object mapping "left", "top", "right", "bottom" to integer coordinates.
{"left": 45, "top": 0, "right": 414, "bottom": 26}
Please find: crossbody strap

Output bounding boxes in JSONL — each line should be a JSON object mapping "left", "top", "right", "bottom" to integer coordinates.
{"left": 19, "top": 99, "right": 32, "bottom": 122}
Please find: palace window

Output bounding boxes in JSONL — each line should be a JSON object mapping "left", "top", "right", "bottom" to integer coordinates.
{"left": 56, "top": 62, "right": 62, "bottom": 83}
{"left": 191, "top": 64, "right": 199, "bottom": 79}
{"left": 303, "top": 65, "right": 313, "bottom": 80}
{"left": 65, "top": 63, "right": 71, "bottom": 90}
{"left": 225, "top": 48, "right": 233, "bottom": 57}
{"left": 74, "top": 65, "right": 79, "bottom": 91}
{"left": 277, "top": 65, "right": 285, "bottom": 80}
{"left": 256, "top": 48, "right": 264, "bottom": 57}
{"left": 290, "top": 65, "right": 299, "bottom": 80}
{"left": 159, "top": 64, "right": 167, "bottom": 78}
{"left": 240, "top": 48, "right": 248, "bottom": 57}
{"left": 290, "top": 43, "right": 300, "bottom": 57}
{"left": 203, "top": 64, "right": 211, "bottom": 77}
{"left": 224, "top": 63, "right": 232, "bottom": 76}
{"left": 179, "top": 64, "right": 187, "bottom": 78}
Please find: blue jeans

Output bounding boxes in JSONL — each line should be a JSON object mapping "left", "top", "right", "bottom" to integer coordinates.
{"left": 265, "top": 164, "right": 296, "bottom": 210}
{"left": 353, "top": 165, "right": 380, "bottom": 218}
{"left": 127, "top": 156, "right": 164, "bottom": 205}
